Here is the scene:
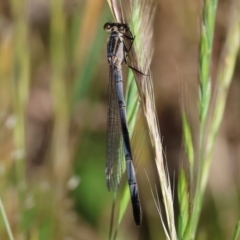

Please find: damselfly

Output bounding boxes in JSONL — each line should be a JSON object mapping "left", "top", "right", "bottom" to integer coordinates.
{"left": 104, "top": 22, "right": 142, "bottom": 226}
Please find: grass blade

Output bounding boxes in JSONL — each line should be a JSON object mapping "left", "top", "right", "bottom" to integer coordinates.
{"left": 0, "top": 197, "right": 14, "bottom": 240}
{"left": 232, "top": 216, "right": 240, "bottom": 240}
{"left": 177, "top": 169, "right": 189, "bottom": 239}
{"left": 181, "top": 112, "right": 194, "bottom": 182}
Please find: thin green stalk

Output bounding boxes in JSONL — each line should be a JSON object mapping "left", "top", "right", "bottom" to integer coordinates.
{"left": 232, "top": 215, "right": 240, "bottom": 240}
{"left": 109, "top": 193, "right": 117, "bottom": 240}
{"left": 178, "top": 111, "right": 193, "bottom": 238}
{"left": 177, "top": 169, "right": 189, "bottom": 240}
{"left": 49, "top": 1, "right": 70, "bottom": 238}
{"left": 186, "top": 0, "right": 240, "bottom": 239}
{"left": 0, "top": 197, "right": 14, "bottom": 240}
{"left": 113, "top": 185, "right": 132, "bottom": 240}
{"left": 71, "top": 0, "right": 106, "bottom": 104}
{"left": 185, "top": 0, "right": 218, "bottom": 238}
{"left": 10, "top": 0, "right": 29, "bottom": 184}
{"left": 181, "top": 112, "right": 194, "bottom": 181}
{"left": 50, "top": 0, "right": 70, "bottom": 188}
{"left": 125, "top": 71, "right": 140, "bottom": 132}
{"left": 9, "top": 0, "right": 30, "bottom": 233}
{"left": 200, "top": 0, "right": 240, "bottom": 223}
{"left": 198, "top": 0, "right": 217, "bottom": 127}
{"left": 204, "top": 0, "right": 240, "bottom": 181}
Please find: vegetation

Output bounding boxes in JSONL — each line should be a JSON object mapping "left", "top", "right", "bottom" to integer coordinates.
{"left": 0, "top": 0, "right": 239, "bottom": 239}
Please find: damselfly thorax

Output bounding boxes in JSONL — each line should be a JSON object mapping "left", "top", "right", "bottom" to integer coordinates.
{"left": 104, "top": 22, "right": 134, "bottom": 67}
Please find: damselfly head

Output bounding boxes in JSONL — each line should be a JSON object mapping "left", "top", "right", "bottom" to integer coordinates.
{"left": 103, "top": 22, "right": 128, "bottom": 34}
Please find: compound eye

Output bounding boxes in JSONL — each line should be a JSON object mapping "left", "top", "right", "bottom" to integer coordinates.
{"left": 103, "top": 23, "right": 112, "bottom": 31}
{"left": 119, "top": 25, "right": 127, "bottom": 33}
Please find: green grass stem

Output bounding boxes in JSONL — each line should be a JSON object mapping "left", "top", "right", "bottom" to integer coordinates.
{"left": 232, "top": 215, "right": 240, "bottom": 240}
{"left": 178, "top": 169, "right": 189, "bottom": 240}
{"left": 184, "top": 0, "right": 218, "bottom": 238}
{"left": 181, "top": 112, "right": 194, "bottom": 181}
{"left": 50, "top": 0, "right": 70, "bottom": 188}
{"left": 10, "top": 0, "right": 29, "bottom": 187}
{"left": 9, "top": 0, "right": 30, "bottom": 234}
{"left": 185, "top": 0, "right": 240, "bottom": 239}
{"left": 0, "top": 197, "right": 14, "bottom": 240}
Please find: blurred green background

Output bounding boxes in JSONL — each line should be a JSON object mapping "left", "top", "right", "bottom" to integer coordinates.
{"left": 0, "top": 0, "right": 239, "bottom": 239}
